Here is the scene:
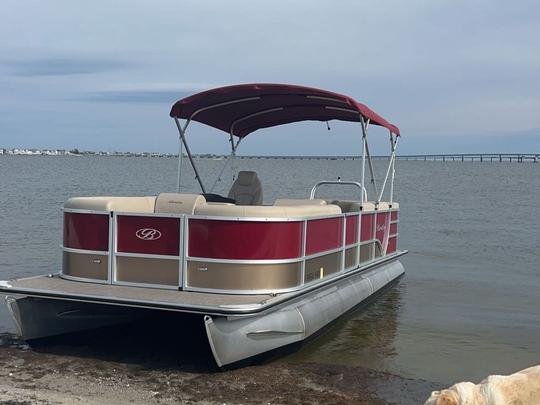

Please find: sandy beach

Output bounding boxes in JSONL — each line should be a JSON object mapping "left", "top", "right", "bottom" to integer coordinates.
{"left": 0, "top": 332, "right": 438, "bottom": 405}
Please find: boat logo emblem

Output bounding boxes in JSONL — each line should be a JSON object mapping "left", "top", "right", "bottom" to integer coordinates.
{"left": 135, "top": 228, "right": 162, "bottom": 241}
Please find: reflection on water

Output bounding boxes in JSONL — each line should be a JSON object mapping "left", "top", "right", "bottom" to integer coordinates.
{"left": 284, "top": 282, "right": 403, "bottom": 372}
{"left": 2, "top": 285, "right": 405, "bottom": 374}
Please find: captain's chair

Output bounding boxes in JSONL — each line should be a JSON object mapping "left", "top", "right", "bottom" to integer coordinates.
{"left": 228, "top": 171, "right": 263, "bottom": 205}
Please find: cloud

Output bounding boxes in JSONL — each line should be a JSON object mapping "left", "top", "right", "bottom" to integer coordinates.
{"left": 74, "top": 83, "right": 220, "bottom": 104}
{"left": 1, "top": 1, "right": 539, "bottom": 151}
{"left": 3, "top": 57, "right": 132, "bottom": 76}
{"left": 77, "top": 90, "right": 189, "bottom": 103}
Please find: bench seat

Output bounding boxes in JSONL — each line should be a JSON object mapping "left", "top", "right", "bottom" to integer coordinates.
{"left": 64, "top": 196, "right": 157, "bottom": 213}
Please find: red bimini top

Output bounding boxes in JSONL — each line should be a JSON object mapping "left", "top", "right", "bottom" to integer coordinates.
{"left": 170, "top": 83, "right": 399, "bottom": 137}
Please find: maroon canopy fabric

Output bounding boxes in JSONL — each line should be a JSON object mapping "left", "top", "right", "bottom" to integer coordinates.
{"left": 170, "top": 83, "right": 400, "bottom": 137}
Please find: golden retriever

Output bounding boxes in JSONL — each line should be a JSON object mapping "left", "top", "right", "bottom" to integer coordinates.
{"left": 424, "top": 365, "right": 540, "bottom": 405}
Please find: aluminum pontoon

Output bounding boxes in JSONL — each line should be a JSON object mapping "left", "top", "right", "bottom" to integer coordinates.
{"left": 0, "top": 83, "right": 405, "bottom": 366}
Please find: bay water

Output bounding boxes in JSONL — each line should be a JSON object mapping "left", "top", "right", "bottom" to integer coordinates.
{"left": 1, "top": 155, "right": 538, "bottom": 384}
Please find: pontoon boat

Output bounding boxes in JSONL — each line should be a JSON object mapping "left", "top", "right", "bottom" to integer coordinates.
{"left": 0, "top": 83, "right": 405, "bottom": 366}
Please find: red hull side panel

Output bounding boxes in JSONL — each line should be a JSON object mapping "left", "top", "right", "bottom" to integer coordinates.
{"left": 188, "top": 220, "right": 303, "bottom": 260}
{"left": 361, "top": 213, "right": 374, "bottom": 242}
{"left": 64, "top": 212, "right": 109, "bottom": 251}
{"left": 306, "top": 217, "right": 343, "bottom": 255}
{"left": 345, "top": 215, "right": 359, "bottom": 245}
{"left": 117, "top": 216, "right": 181, "bottom": 256}
{"left": 376, "top": 212, "right": 391, "bottom": 252}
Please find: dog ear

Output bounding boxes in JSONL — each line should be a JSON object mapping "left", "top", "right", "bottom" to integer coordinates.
{"left": 436, "top": 391, "right": 459, "bottom": 405}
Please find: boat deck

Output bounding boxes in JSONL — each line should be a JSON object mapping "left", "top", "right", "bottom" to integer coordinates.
{"left": 0, "top": 275, "right": 283, "bottom": 316}
{"left": 0, "top": 251, "right": 406, "bottom": 316}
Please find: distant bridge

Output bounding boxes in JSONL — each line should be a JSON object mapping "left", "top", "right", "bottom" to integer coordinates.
{"left": 234, "top": 153, "right": 539, "bottom": 162}
{"left": 393, "top": 153, "right": 539, "bottom": 162}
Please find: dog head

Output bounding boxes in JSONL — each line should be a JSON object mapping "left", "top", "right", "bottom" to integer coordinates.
{"left": 424, "top": 389, "right": 460, "bottom": 405}
{"left": 424, "top": 382, "right": 483, "bottom": 405}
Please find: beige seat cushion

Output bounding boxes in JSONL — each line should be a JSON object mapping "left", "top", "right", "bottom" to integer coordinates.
{"left": 274, "top": 198, "right": 327, "bottom": 206}
{"left": 376, "top": 202, "right": 390, "bottom": 210}
{"left": 331, "top": 200, "right": 376, "bottom": 213}
{"left": 195, "top": 203, "right": 341, "bottom": 218}
{"left": 64, "top": 196, "right": 157, "bottom": 212}
{"left": 362, "top": 202, "right": 376, "bottom": 212}
{"left": 154, "top": 193, "right": 206, "bottom": 214}
{"left": 228, "top": 171, "right": 263, "bottom": 205}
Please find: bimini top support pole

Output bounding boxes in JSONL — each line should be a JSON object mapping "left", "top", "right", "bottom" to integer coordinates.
{"left": 174, "top": 117, "right": 206, "bottom": 194}
{"left": 378, "top": 131, "right": 399, "bottom": 203}
{"left": 363, "top": 123, "right": 379, "bottom": 198}
{"left": 229, "top": 133, "right": 237, "bottom": 182}
{"left": 174, "top": 118, "right": 190, "bottom": 192}
{"left": 359, "top": 115, "right": 368, "bottom": 202}
{"left": 360, "top": 117, "right": 378, "bottom": 201}
{"left": 389, "top": 132, "right": 398, "bottom": 205}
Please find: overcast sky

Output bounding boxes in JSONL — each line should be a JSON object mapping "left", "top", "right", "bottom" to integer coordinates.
{"left": 1, "top": 0, "right": 539, "bottom": 155}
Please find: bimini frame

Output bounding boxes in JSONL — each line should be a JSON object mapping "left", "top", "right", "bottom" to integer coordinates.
{"left": 171, "top": 88, "right": 400, "bottom": 204}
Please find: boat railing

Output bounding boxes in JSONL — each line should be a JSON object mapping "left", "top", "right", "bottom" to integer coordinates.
{"left": 310, "top": 180, "right": 368, "bottom": 202}
{"left": 61, "top": 205, "right": 399, "bottom": 294}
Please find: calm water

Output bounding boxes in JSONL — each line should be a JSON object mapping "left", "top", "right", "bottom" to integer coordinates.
{"left": 0, "top": 156, "right": 539, "bottom": 384}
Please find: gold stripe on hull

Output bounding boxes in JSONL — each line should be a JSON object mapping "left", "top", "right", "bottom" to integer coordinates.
{"left": 360, "top": 243, "right": 375, "bottom": 263}
{"left": 345, "top": 247, "right": 358, "bottom": 269}
{"left": 115, "top": 256, "right": 179, "bottom": 286}
{"left": 187, "top": 261, "right": 302, "bottom": 290}
{"left": 62, "top": 252, "right": 108, "bottom": 280}
{"left": 375, "top": 243, "right": 383, "bottom": 258}
{"left": 304, "top": 252, "right": 342, "bottom": 283}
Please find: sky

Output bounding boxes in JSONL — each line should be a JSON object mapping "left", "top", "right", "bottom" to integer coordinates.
{"left": 1, "top": 0, "right": 539, "bottom": 155}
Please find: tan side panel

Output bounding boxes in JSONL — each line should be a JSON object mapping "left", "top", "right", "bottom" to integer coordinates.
{"left": 374, "top": 242, "right": 383, "bottom": 258}
{"left": 360, "top": 243, "right": 374, "bottom": 263}
{"left": 304, "top": 252, "right": 342, "bottom": 283}
{"left": 116, "top": 256, "right": 179, "bottom": 286}
{"left": 345, "top": 247, "right": 358, "bottom": 269}
{"left": 62, "top": 252, "right": 108, "bottom": 280}
{"left": 187, "top": 261, "right": 301, "bottom": 291}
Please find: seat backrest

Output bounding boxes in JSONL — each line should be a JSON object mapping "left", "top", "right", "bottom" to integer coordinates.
{"left": 64, "top": 196, "right": 157, "bottom": 213}
{"left": 154, "top": 193, "right": 206, "bottom": 214}
{"left": 274, "top": 198, "right": 327, "bottom": 206}
{"left": 331, "top": 200, "right": 376, "bottom": 213}
{"left": 228, "top": 171, "right": 263, "bottom": 205}
{"left": 195, "top": 202, "right": 341, "bottom": 218}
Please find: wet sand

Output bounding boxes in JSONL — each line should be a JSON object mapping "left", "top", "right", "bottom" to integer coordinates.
{"left": 0, "top": 331, "right": 437, "bottom": 405}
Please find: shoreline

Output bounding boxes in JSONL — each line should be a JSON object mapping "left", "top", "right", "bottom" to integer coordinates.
{"left": 1, "top": 151, "right": 538, "bottom": 162}
{"left": 0, "top": 333, "right": 437, "bottom": 404}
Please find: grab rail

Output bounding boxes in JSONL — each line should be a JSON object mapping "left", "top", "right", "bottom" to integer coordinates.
{"left": 309, "top": 180, "right": 367, "bottom": 202}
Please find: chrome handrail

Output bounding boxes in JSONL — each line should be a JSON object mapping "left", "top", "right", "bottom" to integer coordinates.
{"left": 309, "top": 180, "right": 367, "bottom": 202}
